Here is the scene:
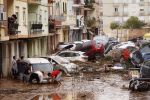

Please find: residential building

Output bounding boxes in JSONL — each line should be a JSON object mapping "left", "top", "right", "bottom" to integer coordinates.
{"left": 27, "top": 0, "right": 48, "bottom": 57}
{"left": 47, "top": 0, "right": 67, "bottom": 54}
{"left": 83, "top": 0, "right": 101, "bottom": 39}
{"left": 102, "top": 0, "right": 150, "bottom": 37}
{"left": 70, "top": 0, "right": 85, "bottom": 42}
{"left": 0, "top": 0, "right": 9, "bottom": 77}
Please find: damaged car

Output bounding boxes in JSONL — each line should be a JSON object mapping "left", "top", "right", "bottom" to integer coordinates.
{"left": 42, "top": 55, "right": 79, "bottom": 73}
{"left": 16, "top": 58, "right": 53, "bottom": 84}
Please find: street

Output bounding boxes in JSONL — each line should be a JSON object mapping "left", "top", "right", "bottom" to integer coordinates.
{"left": 1, "top": 72, "right": 150, "bottom": 100}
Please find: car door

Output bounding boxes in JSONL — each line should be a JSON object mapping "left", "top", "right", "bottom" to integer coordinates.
{"left": 69, "top": 52, "right": 80, "bottom": 61}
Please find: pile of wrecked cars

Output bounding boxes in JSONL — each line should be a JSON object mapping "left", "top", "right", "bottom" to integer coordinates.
{"left": 128, "top": 42, "right": 150, "bottom": 91}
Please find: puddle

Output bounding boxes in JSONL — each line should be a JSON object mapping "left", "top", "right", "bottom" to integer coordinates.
{"left": 31, "top": 92, "right": 94, "bottom": 100}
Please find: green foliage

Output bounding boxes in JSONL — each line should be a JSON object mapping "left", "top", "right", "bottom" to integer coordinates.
{"left": 85, "top": 17, "right": 96, "bottom": 27}
{"left": 123, "top": 16, "right": 146, "bottom": 29}
{"left": 110, "top": 22, "right": 120, "bottom": 30}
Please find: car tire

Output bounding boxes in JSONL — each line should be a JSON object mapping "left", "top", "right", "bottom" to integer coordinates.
{"left": 29, "top": 73, "right": 40, "bottom": 84}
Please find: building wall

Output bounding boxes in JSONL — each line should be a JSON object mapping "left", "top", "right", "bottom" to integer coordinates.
{"left": 102, "top": 0, "right": 150, "bottom": 37}
{"left": 14, "top": 0, "right": 28, "bottom": 35}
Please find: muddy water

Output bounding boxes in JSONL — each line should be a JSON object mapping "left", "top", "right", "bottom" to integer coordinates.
{"left": 0, "top": 73, "right": 150, "bottom": 100}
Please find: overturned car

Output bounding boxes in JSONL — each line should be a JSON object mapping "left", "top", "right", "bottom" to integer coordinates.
{"left": 13, "top": 58, "right": 53, "bottom": 84}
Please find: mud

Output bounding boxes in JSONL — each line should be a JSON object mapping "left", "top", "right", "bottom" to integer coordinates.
{"left": 0, "top": 72, "right": 150, "bottom": 100}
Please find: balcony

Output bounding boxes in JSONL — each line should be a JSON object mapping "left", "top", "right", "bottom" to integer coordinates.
{"left": 28, "top": 0, "right": 41, "bottom": 5}
{"left": 48, "top": 17, "right": 62, "bottom": 33}
{"left": 113, "top": 12, "right": 119, "bottom": 16}
{"left": 84, "top": 0, "right": 94, "bottom": 10}
{"left": 123, "top": 12, "right": 128, "bottom": 16}
{"left": 51, "top": 15, "right": 66, "bottom": 21}
{"left": 72, "top": 0, "right": 84, "bottom": 8}
{"left": 139, "top": 12, "right": 145, "bottom": 16}
{"left": 139, "top": 2, "right": 144, "bottom": 6}
{"left": 29, "top": 22, "right": 45, "bottom": 38}
{"left": 8, "top": 23, "right": 21, "bottom": 35}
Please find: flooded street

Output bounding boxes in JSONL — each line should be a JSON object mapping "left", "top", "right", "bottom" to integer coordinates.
{"left": 0, "top": 73, "right": 150, "bottom": 100}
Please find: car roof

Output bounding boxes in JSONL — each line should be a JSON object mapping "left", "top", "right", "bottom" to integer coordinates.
{"left": 26, "top": 58, "right": 50, "bottom": 64}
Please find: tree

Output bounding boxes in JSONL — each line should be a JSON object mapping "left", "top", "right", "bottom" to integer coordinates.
{"left": 123, "top": 16, "right": 146, "bottom": 29}
{"left": 110, "top": 22, "right": 120, "bottom": 30}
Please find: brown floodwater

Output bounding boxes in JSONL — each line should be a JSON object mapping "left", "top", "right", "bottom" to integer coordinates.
{"left": 0, "top": 73, "right": 150, "bottom": 100}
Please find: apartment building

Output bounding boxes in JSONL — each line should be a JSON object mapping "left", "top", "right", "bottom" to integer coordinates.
{"left": 27, "top": 0, "right": 48, "bottom": 57}
{"left": 83, "top": 0, "right": 101, "bottom": 39}
{"left": 0, "top": 0, "right": 9, "bottom": 77}
{"left": 47, "top": 0, "right": 67, "bottom": 54}
{"left": 102, "top": 0, "right": 150, "bottom": 37}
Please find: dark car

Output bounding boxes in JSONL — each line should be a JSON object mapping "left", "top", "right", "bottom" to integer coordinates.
{"left": 75, "top": 40, "right": 104, "bottom": 60}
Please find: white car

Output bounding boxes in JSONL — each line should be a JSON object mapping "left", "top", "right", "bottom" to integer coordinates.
{"left": 17, "top": 58, "right": 53, "bottom": 83}
{"left": 112, "top": 41, "right": 135, "bottom": 49}
{"left": 43, "top": 56, "right": 79, "bottom": 73}
{"left": 55, "top": 50, "right": 88, "bottom": 62}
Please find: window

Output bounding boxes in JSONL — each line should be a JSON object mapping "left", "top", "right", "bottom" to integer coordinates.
{"left": 15, "top": 6, "right": 19, "bottom": 23}
{"left": 140, "top": 9, "right": 144, "bottom": 11}
{"left": 63, "top": 2, "right": 65, "bottom": 12}
{"left": 23, "top": 8, "right": 26, "bottom": 25}
{"left": 115, "top": 8, "right": 118, "bottom": 12}
{"left": 39, "top": 10, "right": 42, "bottom": 23}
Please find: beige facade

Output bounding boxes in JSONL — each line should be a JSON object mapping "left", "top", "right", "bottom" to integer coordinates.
{"left": 102, "top": 0, "right": 150, "bottom": 37}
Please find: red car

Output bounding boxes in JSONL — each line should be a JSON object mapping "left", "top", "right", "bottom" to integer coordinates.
{"left": 75, "top": 40, "right": 104, "bottom": 60}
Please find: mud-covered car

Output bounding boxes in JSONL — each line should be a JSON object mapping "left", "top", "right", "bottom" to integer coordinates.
{"left": 16, "top": 58, "right": 53, "bottom": 83}
{"left": 42, "top": 56, "right": 79, "bottom": 73}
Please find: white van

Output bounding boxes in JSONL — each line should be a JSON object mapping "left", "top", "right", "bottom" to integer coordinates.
{"left": 17, "top": 58, "right": 53, "bottom": 83}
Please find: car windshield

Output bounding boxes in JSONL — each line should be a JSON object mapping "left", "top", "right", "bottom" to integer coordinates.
{"left": 32, "top": 63, "right": 53, "bottom": 72}
{"left": 140, "top": 45, "right": 150, "bottom": 54}
{"left": 52, "top": 56, "right": 70, "bottom": 64}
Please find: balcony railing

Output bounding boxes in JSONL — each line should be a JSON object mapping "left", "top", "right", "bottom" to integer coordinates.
{"left": 139, "top": 2, "right": 144, "bottom": 6}
{"left": 29, "top": 22, "right": 43, "bottom": 34}
{"left": 84, "top": 0, "right": 94, "bottom": 9}
{"left": 113, "top": 12, "right": 119, "bottom": 16}
{"left": 139, "top": 12, "right": 145, "bottom": 16}
{"left": 50, "top": 15, "right": 66, "bottom": 21}
{"left": 8, "top": 23, "right": 21, "bottom": 35}
{"left": 28, "top": 0, "right": 41, "bottom": 5}
{"left": 48, "top": 17, "right": 62, "bottom": 33}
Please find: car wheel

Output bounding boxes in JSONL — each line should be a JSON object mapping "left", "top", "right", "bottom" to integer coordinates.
{"left": 29, "top": 73, "right": 40, "bottom": 84}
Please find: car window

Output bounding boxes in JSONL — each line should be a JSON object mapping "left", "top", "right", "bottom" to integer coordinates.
{"left": 58, "top": 52, "right": 67, "bottom": 57}
{"left": 131, "top": 51, "right": 143, "bottom": 64}
{"left": 32, "top": 63, "right": 53, "bottom": 72}
{"left": 140, "top": 45, "right": 150, "bottom": 54}
{"left": 69, "top": 52, "right": 77, "bottom": 57}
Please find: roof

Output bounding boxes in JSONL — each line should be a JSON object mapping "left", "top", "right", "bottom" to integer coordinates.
{"left": 26, "top": 58, "right": 50, "bottom": 64}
